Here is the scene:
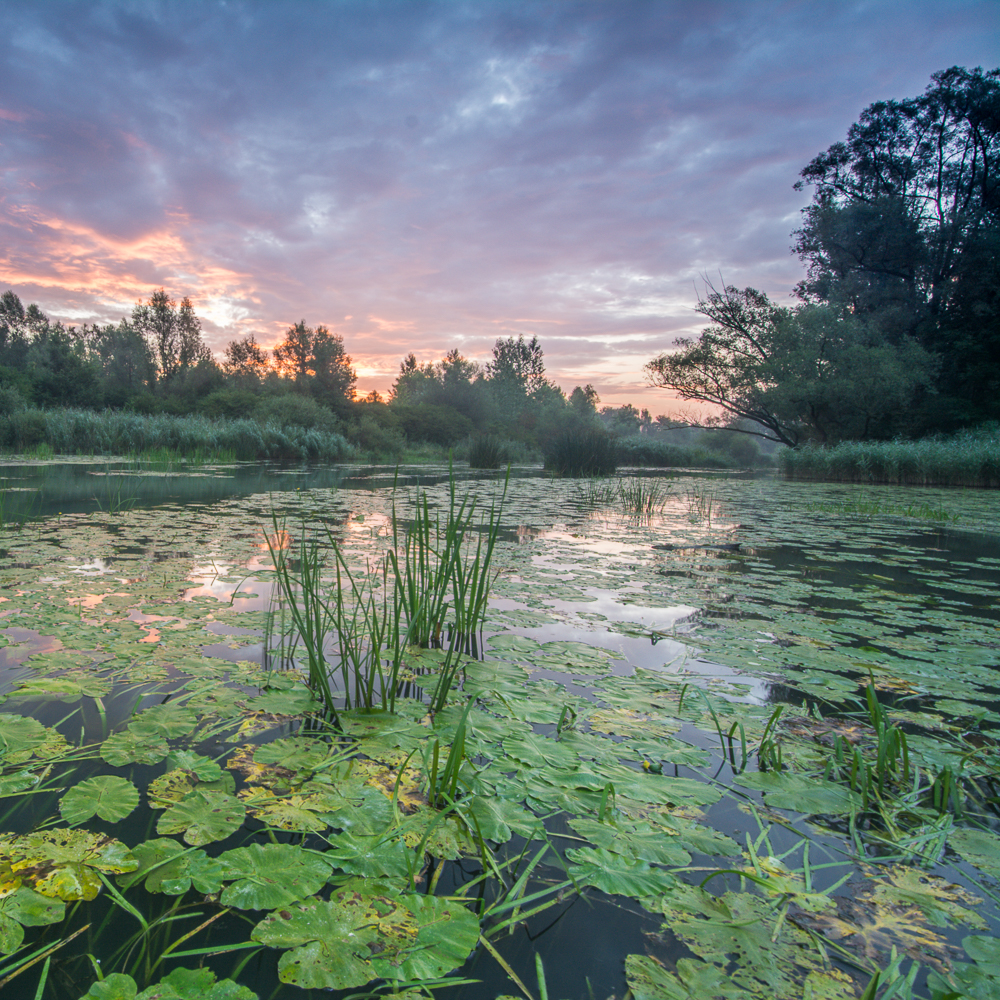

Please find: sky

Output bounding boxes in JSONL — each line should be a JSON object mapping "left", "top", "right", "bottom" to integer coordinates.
{"left": 1, "top": 1, "right": 997, "bottom": 414}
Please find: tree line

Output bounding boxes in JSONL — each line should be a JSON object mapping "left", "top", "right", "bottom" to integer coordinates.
{"left": 0, "top": 288, "right": 695, "bottom": 458}
{"left": 646, "top": 66, "right": 1000, "bottom": 446}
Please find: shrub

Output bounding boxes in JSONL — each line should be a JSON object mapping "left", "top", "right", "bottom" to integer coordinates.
{"left": 468, "top": 434, "right": 516, "bottom": 469}
{"left": 543, "top": 428, "right": 617, "bottom": 477}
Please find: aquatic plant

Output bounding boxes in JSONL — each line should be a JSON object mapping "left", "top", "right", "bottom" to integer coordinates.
{"left": 585, "top": 476, "right": 671, "bottom": 515}
{"left": 0, "top": 407, "right": 355, "bottom": 462}
{"left": 389, "top": 466, "right": 506, "bottom": 645}
{"left": 782, "top": 425, "right": 1000, "bottom": 487}
{"left": 468, "top": 433, "right": 513, "bottom": 469}
{"left": 543, "top": 427, "right": 617, "bottom": 476}
{"left": 806, "top": 496, "right": 961, "bottom": 521}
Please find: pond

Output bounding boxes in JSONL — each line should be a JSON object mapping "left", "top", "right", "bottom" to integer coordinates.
{"left": 0, "top": 460, "right": 998, "bottom": 1000}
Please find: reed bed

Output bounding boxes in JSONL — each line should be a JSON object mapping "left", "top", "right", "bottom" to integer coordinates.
{"left": 615, "top": 438, "right": 733, "bottom": 469}
{"left": 584, "top": 476, "right": 671, "bottom": 514}
{"left": 781, "top": 426, "right": 1000, "bottom": 487}
{"left": 0, "top": 407, "right": 355, "bottom": 463}
{"left": 268, "top": 470, "right": 507, "bottom": 719}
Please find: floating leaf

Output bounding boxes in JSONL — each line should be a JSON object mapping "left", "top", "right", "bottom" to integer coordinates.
{"left": 148, "top": 769, "right": 235, "bottom": 809}
{"left": 735, "top": 771, "right": 862, "bottom": 815}
{"left": 156, "top": 789, "right": 245, "bottom": 846}
{"left": 626, "top": 954, "right": 746, "bottom": 999}
{"left": 60, "top": 776, "right": 139, "bottom": 825}
{"left": 322, "top": 831, "right": 412, "bottom": 879}
{"left": 165, "top": 750, "right": 223, "bottom": 781}
{"left": 122, "top": 838, "right": 226, "bottom": 896}
{"left": 238, "top": 787, "right": 328, "bottom": 832}
{"left": 218, "top": 843, "right": 332, "bottom": 910}
{"left": 251, "top": 885, "right": 478, "bottom": 989}
{"left": 101, "top": 730, "right": 168, "bottom": 766}
{"left": 0, "top": 886, "right": 64, "bottom": 954}
{"left": 567, "top": 847, "right": 677, "bottom": 898}
{"left": 2, "top": 829, "right": 138, "bottom": 901}
{"left": 0, "top": 713, "right": 69, "bottom": 764}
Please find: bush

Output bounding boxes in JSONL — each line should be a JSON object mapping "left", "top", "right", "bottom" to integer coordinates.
{"left": 393, "top": 403, "right": 474, "bottom": 446}
{"left": 543, "top": 428, "right": 618, "bottom": 477}
{"left": 468, "top": 434, "right": 518, "bottom": 469}
{"left": 253, "top": 394, "right": 341, "bottom": 433}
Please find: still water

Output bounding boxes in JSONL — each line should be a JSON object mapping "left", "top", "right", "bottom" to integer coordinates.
{"left": 0, "top": 460, "right": 998, "bottom": 1000}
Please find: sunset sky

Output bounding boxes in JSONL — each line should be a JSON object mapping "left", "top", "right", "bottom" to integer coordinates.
{"left": 1, "top": 1, "right": 997, "bottom": 413}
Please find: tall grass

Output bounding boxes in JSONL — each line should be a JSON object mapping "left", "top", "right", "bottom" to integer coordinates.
{"left": 390, "top": 469, "right": 507, "bottom": 645}
{"left": 584, "top": 476, "right": 671, "bottom": 514}
{"left": 0, "top": 407, "right": 355, "bottom": 463}
{"left": 615, "top": 438, "right": 733, "bottom": 469}
{"left": 468, "top": 434, "right": 515, "bottom": 470}
{"left": 267, "top": 469, "right": 507, "bottom": 719}
{"left": 781, "top": 426, "right": 1000, "bottom": 487}
{"left": 543, "top": 428, "right": 617, "bottom": 477}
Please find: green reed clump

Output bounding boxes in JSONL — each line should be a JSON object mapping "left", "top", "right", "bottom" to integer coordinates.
{"left": 615, "top": 438, "right": 733, "bottom": 469}
{"left": 390, "top": 469, "right": 506, "bottom": 645}
{"left": 468, "top": 434, "right": 515, "bottom": 470}
{"left": 0, "top": 407, "right": 355, "bottom": 463}
{"left": 781, "top": 425, "right": 1000, "bottom": 487}
{"left": 543, "top": 428, "right": 617, "bottom": 477}
{"left": 583, "top": 476, "right": 671, "bottom": 514}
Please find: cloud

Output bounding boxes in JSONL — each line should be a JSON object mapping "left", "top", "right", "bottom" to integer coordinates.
{"left": 0, "top": 0, "right": 996, "bottom": 411}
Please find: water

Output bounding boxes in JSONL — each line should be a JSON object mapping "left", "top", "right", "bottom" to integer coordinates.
{"left": 1, "top": 462, "right": 999, "bottom": 999}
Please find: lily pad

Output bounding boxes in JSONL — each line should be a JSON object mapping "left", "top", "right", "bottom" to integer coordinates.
{"left": 217, "top": 843, "right": 333, "bottom": 910}
{"left": 0, "top": 713, "right": 69, "bottom": 764}
{"left": 734, "top": 771, "right": 862, "bottom": 815}
{"left": 121, "top": 838, "right": 226, "bottom": 896}
{"left": 251, "top": 885, "right": 478, "bottom": 989}
{"left": 60, "top": 776, "right": 140, "bottom": 825}
{"left": 0, "top": 886, "right": 64, "bottom": 954}
{"left": 156, "top": 789, "right": 246, "bottom": 846}
{"left": 1, "top": 828, "right": 138, "bottom": 901}
{"left": 101, "top": 730, "right": 169, "bottom": 766}
{"left": 566, "top": 847, "right": 677, "bottom": 898}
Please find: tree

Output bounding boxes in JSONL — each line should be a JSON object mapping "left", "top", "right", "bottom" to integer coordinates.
{"left": 84, "top": 322, "right": 156, "bottom": 405}
{"left": 131, "top": 290, "right": 211, "bottom": 387}
{"left": 486, "top": 335, "right": 547, "bottom": 417}
{"left": 222, "top": 334, "right": 270, "bottom": 382}
{"left": 569, "top": 384, "right": 599, "bottom": 415}
{"left": 644, "top": 285, "right": 936, "bottom": 445}
{"left": 794, "top": 65, "right": 1000, "bottom": 424}
{"left": 272, "top": 320, "right": 356, "bottom": 409}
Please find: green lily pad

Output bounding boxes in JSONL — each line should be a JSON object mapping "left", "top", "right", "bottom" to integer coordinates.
{"left": 101, "top": 730, "right": 169, "bottom": 766}
{"left": 734, "top": 771, "right": 863, "bottom": 815}
{"left": 79, "top": 967, "right": 258, "bottom": 1000}
{"left": 0, "top": 713, "right": 70, "bottom": 764}
{"left": 0, "top": 886, "right": 64, "bottom": 954}
{"left": 121, "top": 838, "right": 226, "bottom": 896}
{"left": 251, "top": 885, "right": 479, "bottom": 989}
{"left": 156, "top": 789, "right": 245, "bottom": 846}
{"left": 566, "top": 847, "right": 677, "bottom": 898}
{"left": 322, "top": 831, "right": 412, "bottom": 878}
{"left": 626, "top": 954, "right": 747, "bottom": 999}
{"left": 949, "top": 827, "right": 1000, "bottom": 882}
{"left": 148, "top": 769, "right": 235, "bottom": 809}
{"left": 60, "top": 776, "right": 140, "bottom": 825}
{"left": 165, "top": 750, "right": 223, "bottom": 781}
{"left": 128, "top": 702, "right": 200, "bottom": 739}
{"left": 217, "top": 843, "right": 333, "bottom": 910}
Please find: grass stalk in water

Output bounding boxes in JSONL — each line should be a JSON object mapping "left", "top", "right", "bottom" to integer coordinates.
{"left": 389, "top": 466, "right": 506, "bottom": 646}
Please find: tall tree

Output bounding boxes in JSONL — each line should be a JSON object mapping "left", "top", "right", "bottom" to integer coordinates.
{"left": 223, "top": 334, "right": 270, "bottom": 382}
{"left": 794, "top": 65, "right": 1000, "bottom": 423}
{"left": 131, "top": 290, "right": 211, "bottom": 387}
{"left": 645, "top": 285, "right": 936, "bottom": 445}
{"left": 272, "top": 320, "right": 356, "bottom": 408}
{"left": 486, "top": 335, "right": 546, "bottom": 416}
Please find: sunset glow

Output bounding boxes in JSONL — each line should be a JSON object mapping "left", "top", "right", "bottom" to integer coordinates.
{"left": 1, "top": 1, "right": 996, "bottom": 412}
